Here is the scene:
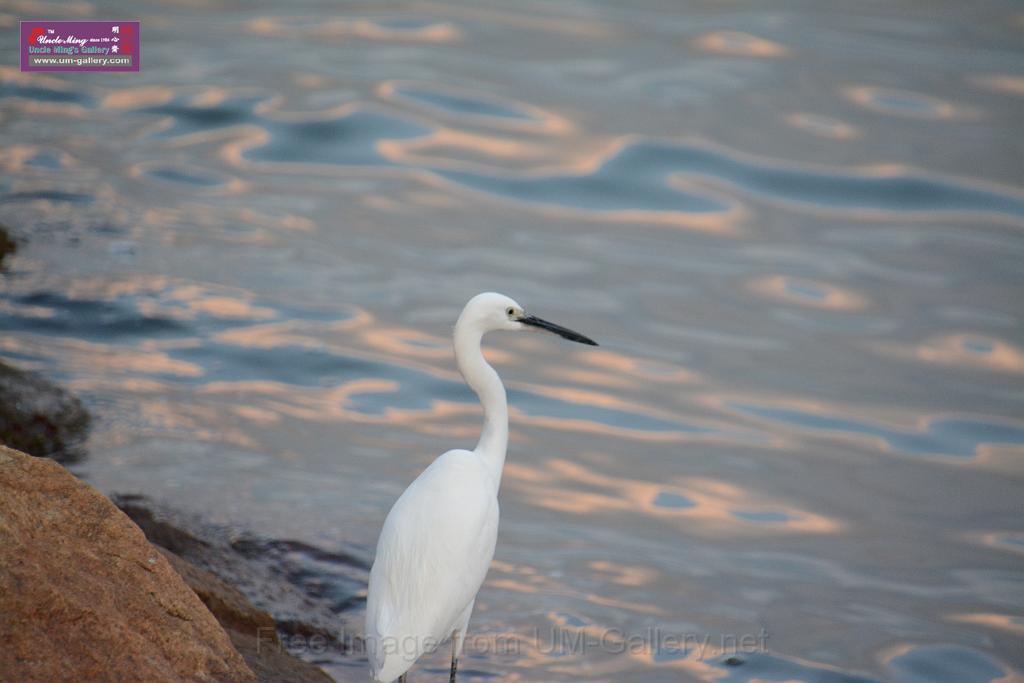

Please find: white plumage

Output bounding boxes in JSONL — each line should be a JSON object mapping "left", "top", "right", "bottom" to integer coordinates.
{"left": 366, "top": 450, "right": 498, "bottom": 681}
{"left": 365, "top": 292, "right": 597, "bottom": 682}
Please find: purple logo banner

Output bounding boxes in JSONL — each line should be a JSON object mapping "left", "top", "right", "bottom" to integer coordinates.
{"left": 21, "top": 20, "right": 140, "bottom": 72}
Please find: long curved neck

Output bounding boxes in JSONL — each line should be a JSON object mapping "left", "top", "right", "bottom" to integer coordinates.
{"left": 454, "top": 323, "right": 508, "bottom": 490}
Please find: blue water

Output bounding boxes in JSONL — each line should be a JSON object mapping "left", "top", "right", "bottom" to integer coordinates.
{"left": 1, "top": 1, "right": 1023, "bottom": 681}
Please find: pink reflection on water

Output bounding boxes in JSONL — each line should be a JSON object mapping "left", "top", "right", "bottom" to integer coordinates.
{"left": 843, "top": 85, "right": 975, "bottom": 120}
{"left": 747, "top": 275, "right": 867, "bottom": 311}
{"left": 0, "top": 335, "right": 203, "bottom": 378}
{"left": 233, "top": 404, "right": 281, "bottom": 425}
{"left": 692, "top": 31, "right": 789, "bottom": 58}
{"left": 587, "top": 560, "right": 659, "bottom": 588}
{"left": 362, "top": 327, "right": 451, "bottom": 359}
{"left": 503, "top": 459, "right": 842, "bottom": 536}
{"left": 871, "top": 333, "right": 1024, "bottom": 374}
{"left": 419, "top": 134, "right": 746, "bottom": 235}
{"left": 0, "top": 144, "right": 73, "bottom": 173}
{"left": 101, "top": 86, "right": 175, "bottom": 110}
{"left": 378, "top": 128, "right": 554, "bottom": 169}
{"left": 947, "top": 612, "right": 1024, "bottom": 636}
{"left": 581, "top": 349, "right": 697, "bottom": 384}
{"left": 246, "top": 16, "right": 461, "bottom": 44}
{"left": 128, "top": 161, "right": 247, "bottom": 196}
{"left": 377, "top": 80, "right": 573, "bottom": 134}
{"left": 971, "top": 74, "right": 1024, "bottom": 97}
{"left": 785, "top": 112, "right": 860, "bottom": 140}
{"left": 416, "top": 3, "right": 613, "bottom": 39}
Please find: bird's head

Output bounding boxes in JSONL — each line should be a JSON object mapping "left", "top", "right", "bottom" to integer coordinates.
{"left": 458, "top": 292, "right": 598, "bottom": 345}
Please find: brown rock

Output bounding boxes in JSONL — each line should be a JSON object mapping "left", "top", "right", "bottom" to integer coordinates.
{"left": 0, "top": 445, "right": 256, "bottom": 683}
{"left": 158, "top": 549, "right": 334, "bottom": 683}
{"left": 158, "top": 548, "right": 278, "bottom": 638}
{"left": 227, "top": 629, "right": 337, "bottom": 683}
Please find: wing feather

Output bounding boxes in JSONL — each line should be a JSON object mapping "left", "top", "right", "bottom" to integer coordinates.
{"left": 366, "top": 450, "right": 499, "bottom": 681}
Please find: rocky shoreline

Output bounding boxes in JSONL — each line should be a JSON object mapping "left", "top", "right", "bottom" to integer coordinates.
{"left": 0, "top": 361, "right": 365, "bottom": 682}
{"left": 0, "top": 445, "right": 345, "bottom": 682}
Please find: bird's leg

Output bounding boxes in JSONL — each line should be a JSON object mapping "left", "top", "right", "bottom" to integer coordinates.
{"left": 449, "top": 635, "right": 459, "bottom": 683}
{"left": 398, "top": 675, "right": 406, "bottom": 683}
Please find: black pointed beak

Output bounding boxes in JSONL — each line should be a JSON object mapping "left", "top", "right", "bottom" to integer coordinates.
{"left": 519, "top": 314, "right": 598, "bottom": 346}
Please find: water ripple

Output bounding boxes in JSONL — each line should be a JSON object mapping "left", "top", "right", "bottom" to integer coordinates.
{"left": 385, "top": 82, "right": 538, "bottom": 123}
{"left": 844, "top": 86, "right": 970, "bottom": 120}
{"left": 143, "top": 165, "right": 231, "bottom": 188}
{"left": 704, "top": 650, "right": 880, "bottom": 683}
{"left": 884, "top": 644, "right": 1011, "bottom": 683}
{"left": 733, "top": 402, "right": 1024, "bottom": 459}
{"left": 692, "top": 31, "right": 789, "bottom": 58}
{"left": 250, "top": 109, "right": 432, "bottom": 167}
{"left": 0, "top": 81, "right": 93, "bottom": 106}
{"left": 246, "top": 15, "right": 461, "bottom": 44}
{"left": 0, "top": 276, "right": 703, "bottom": 442}
{"left": 0, "top": 190, "right": 94, "bottom": 204}
{"left": 141, "top": 95, "right": 262, "bottom": 138}
{"left": 8, "top": 291, "right": 189, "bottom": 338}
{"left": 435, "top": 140, "right": 1024, "bottom": 222}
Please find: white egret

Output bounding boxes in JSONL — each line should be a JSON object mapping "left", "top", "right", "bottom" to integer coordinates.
{"left": 365, "top": 292, "right": 597, "bottom": 682}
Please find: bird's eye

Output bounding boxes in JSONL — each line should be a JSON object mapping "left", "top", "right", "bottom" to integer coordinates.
{"left": 506, "top": 307, "right": 515, "bottom": 317}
